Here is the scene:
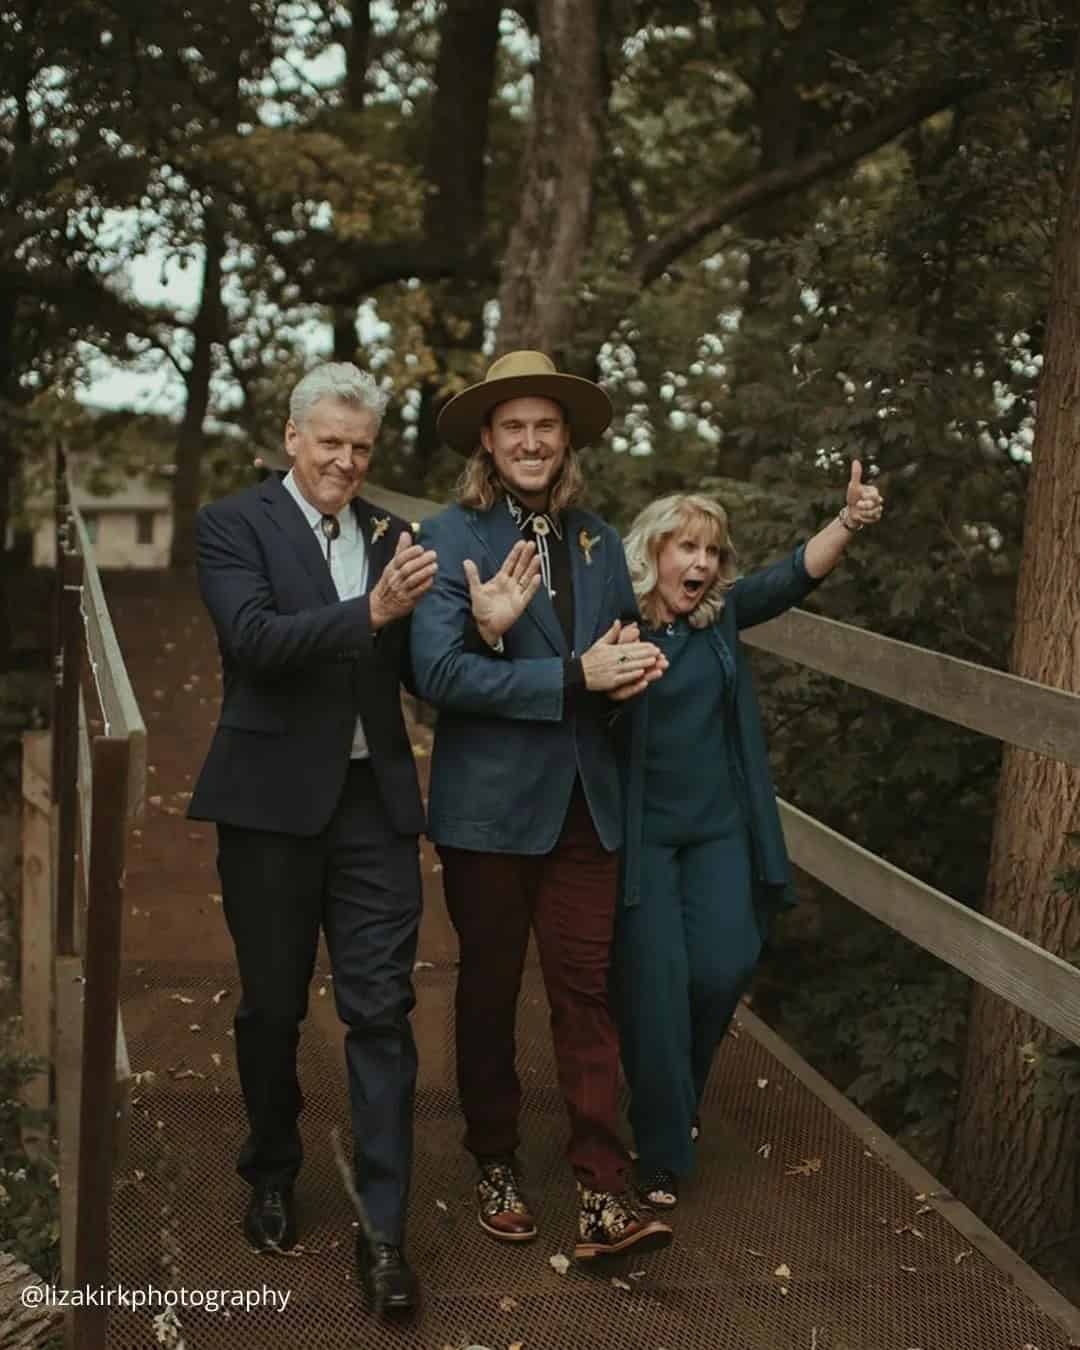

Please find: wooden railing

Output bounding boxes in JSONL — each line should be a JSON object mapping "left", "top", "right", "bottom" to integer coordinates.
{"left": 20, "top": 450, "right": 146, "bottom": 1350}
{"left": 366, "top": 480, "right": 1080, "bottom": 1044}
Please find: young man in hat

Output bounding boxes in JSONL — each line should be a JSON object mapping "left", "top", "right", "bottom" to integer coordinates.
{"left": 189, "top": 362, "right": 437, "bottom": 1315}
{"left": 409, "top": 351, "right": 672, "bottom": 1259}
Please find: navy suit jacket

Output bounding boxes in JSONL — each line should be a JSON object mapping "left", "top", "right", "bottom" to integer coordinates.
{"left": 188, "top": 476, "right": 424, "bottom": 838}
{"left": 410, "top": 500, "right": 638, "bottom": 854}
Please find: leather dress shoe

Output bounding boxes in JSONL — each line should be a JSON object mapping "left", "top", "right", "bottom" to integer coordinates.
{"left": 356, "top": 1238, "right": 419, "bottom": 1315}
{"left": 243, "top": 1181, "right": 297, "bottom": 1252}
{"left": 476, "top": 1158, "right": 537, "bottom": 1241}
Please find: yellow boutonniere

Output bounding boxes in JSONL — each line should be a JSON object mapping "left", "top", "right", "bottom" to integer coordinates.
{"left": 371, "top": 515, "right": 390, "bottom": 543}
{"left": 579, "top": 529, "right": 601, "bottom": 565}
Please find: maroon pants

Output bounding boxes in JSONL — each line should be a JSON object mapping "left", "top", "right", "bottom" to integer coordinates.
{"left": 438, "top": 787, "right": 628, "bottom": 1193}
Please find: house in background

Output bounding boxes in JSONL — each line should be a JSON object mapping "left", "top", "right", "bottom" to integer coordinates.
{"left": 33, "top": 455, "right": 174, "bottom": 568}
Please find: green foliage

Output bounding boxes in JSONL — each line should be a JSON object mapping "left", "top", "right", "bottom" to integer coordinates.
{"left": 777, "top": 921, "right": 968, "bottom": 1144}
{"left": 0, "top": 1043, "right": 58, "bottom": 1281}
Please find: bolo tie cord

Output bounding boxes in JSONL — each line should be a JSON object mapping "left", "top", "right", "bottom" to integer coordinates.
{"left": 321, "top": 514, "right": 340, "bottom": 563}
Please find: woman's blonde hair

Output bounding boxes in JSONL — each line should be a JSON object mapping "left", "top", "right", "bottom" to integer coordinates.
{"left": 624, "top": 494, "right": 738, "bottom": 630}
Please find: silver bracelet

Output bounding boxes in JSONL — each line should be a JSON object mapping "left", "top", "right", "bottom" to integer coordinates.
{"left": 837, "top": 505, "right": 863, "bottom": 533}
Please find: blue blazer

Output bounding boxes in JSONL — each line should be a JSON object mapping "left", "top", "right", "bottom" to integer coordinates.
{"left": 620, "top": 546, "right": 821, "bottom": 926}
{"left": 188, "top": 476, "right": 425, "bottom": 838}
{"left": 410, "top": 500, "right": 638, "bottom": 854}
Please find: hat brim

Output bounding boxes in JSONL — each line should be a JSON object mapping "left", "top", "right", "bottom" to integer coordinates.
{"left": 437, "top": 373, "right": 613, "bottom": 454}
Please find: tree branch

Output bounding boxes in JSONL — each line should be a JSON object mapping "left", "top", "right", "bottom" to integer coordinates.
{"left": 632, "top": 75, "right": 992, "bottom": 286}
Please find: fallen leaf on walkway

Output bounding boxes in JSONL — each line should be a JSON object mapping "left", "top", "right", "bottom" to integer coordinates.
{"left": 785, "top": 1158, "right": 822, "bottom": 1177}
{"left": 169, "top": 1068, "right": 205, "bottom": 1081}
{"left": 629, "top": 1270, "right": 646, "bottom": 1280}
{"left": 756, "top": 1078, "right": 769, "bottom": 1089}
{"left": 134, "top": 1170, "right": 145, "bottom": 1182}
{"left": 169, "top": 995, "right": 195, "bottom": 1005}
{"left": 746, "top": 1248, "right": 765, "bottom": 1257}
{"left": 210, "top": 1053, "right": 222, "bottom": 1068}
{"left": 773, "top": 1263, "right": 791, "bottom": 1279}
{"left": 757, "top": 1142, "right": 771, "bottom": 1158}
{"left": 212, "top": 988, "right": 229, "bottom": 1004}
{"left": 209, "top": 893, "right": 222, "bottom": 904}
{"left": 915, "top": 1204, "right": 932, "bottom": 1216}
{"left": 498, "top": 1296, "right": 518, "bottom": 1312}
{"left": 188, "top": 1024, "right": 202, "bottom": 1033}
{"left": 435, "top": 1200, "right": 448, "bottom": 1212}
{"left": 414, "top": 961, "right": 435, "bottom": 971}
{"left": 318, "top": 986, "right": 327, "bottom": 997}
{"left": 953, "top": 1248, "right": 972, "bottom": 1264}
{"left": 548, "top": 1253, "right": 570, "bottom": 1276}
{"left": 509, "top": 1342, "right": 524, "bottom": 1350}
{"left": 899, "top": 1264, "right": 917, "bottom": 1273}
{"left": 892, "top": 1222, "right": 925, "bottom": 1240}
{"left": 148, "top": 794, "right": 163, "bottom": 807}
{"left": 611, "top": 1277, "right": 631, "bottom": 1292}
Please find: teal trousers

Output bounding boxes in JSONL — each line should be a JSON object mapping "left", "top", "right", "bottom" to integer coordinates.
{"left": 613, "top": 834, "right": 761, "bottom": 1176}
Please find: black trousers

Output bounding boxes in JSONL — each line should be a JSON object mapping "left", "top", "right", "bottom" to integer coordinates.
{"left": 216, "top": 760, "right": 422, "bottom": 1244}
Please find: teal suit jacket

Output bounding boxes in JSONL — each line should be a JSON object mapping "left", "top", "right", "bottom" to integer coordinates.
{"left": 619, "top": 545, "right": 821, "bottom": 927}
{"left": 410, "top": 500, "right": 638, "bottom": 854}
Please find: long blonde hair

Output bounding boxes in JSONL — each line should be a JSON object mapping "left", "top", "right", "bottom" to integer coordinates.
{"left": 455, "top": 445, "right": 586, "bottom": 513}
{"left": 624, "top": 494, "right": 738, "bottom": 630}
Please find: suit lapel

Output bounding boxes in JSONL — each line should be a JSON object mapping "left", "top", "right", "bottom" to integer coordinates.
{"left": 468, "top": 501, "right": 567, "bottom": 656}
{"left": 352, "top": 497, "right": 394, "bottom": 594}
{"left": 566, "top": 510, "right": 606, "bottom": 655}
{"left": 259, "top": 477, "right": 338, "bottom": 606}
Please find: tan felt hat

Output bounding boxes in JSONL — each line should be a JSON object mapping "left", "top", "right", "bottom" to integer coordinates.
{"left": 436, "top": 350, "right": 613, "bottom": 454}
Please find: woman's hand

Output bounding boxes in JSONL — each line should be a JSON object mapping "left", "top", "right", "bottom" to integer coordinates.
{"left": 582, "top": 621, "right": 666, "bottom": 693}
{"left": 844, "top": 459, "right": 884, "bottom": 528}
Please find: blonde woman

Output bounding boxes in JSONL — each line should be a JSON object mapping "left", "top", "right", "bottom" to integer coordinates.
{"left": 613, "top": 466, "right": 883, "bottom": 1209}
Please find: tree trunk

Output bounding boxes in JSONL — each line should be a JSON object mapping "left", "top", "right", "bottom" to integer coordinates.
{"left": 495, "top": 0, "right": 606, "bottom": 358}
{"left": 946, "top": 31, "right": 1080, "bottom": 1256}
{"left": 169, "top": 209, "right": 225, "bottom": 568}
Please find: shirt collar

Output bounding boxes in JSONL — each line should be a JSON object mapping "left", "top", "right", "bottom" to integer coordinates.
{"left": 504, "top": 492, "right": 563, "bottom": 541}
{"left": 283, "top": 470, "right": 356, "bottom": 540}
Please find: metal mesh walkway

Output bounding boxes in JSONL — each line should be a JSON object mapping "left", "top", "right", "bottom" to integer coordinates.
{"left": 104, "top": 570, "right": 1078, "bottom": 1350}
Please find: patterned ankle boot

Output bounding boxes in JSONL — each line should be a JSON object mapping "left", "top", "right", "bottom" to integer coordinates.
{"left": 574, "top": 1184, "right": 673, "bottom": 1259}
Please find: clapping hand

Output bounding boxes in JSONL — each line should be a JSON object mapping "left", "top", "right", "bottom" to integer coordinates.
{"left": 607, "top": 620, "right": 668, "bottom": 701}
{"left": 582, "top": 620, "right": 667, "bottom": 696}
{"left": 369, "top": 532, "right": 438, "bottom": 629}
{"left": 463, "top": 540, "right": 543, "bottom": 645}
{"left": 846, "top": 459, "right": 884, "bottom": 528}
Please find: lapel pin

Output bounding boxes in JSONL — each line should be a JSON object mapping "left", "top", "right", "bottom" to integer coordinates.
{"left": 579, "top": 529, "right": 601, "bottom": 566}
{"left": 371, "top": 515, "right": 390, "bottom": 543}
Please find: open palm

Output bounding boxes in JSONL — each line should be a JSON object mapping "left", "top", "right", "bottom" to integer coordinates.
{"left": 464, "top": 540, "right": 543, "bottom": 640}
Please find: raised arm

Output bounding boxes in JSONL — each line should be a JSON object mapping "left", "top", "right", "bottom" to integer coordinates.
{"left": 734, "top": 459, "right": 884, "bottom": 630}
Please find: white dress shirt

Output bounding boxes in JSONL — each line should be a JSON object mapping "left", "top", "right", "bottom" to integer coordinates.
{"left": 283, "top": 470, "right": 371, "bottom": 759}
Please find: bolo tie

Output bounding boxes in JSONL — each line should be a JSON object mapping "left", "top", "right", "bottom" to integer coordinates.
{"left": 320, "top": 513, "right": 340, "bottom": 563}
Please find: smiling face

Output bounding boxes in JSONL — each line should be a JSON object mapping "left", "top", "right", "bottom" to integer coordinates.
{"left": 653, "top": 514, "right": 726, "bottom": 624}
{"left": 481, "top": 395, "right": 570, "bottom": 511}
{"left": 284, "top": 397, "right": 378, "bottom": 516}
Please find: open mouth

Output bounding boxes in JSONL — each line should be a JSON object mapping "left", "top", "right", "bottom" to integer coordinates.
{"left": 682, "top": 578, "right": 705, "bottom": 598}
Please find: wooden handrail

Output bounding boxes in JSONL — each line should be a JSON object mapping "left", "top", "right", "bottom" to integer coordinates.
{"left": 743, "top": 608, "right": 1080, "bottom": 767}
{"left": 779, "top": 800, "right": 1080, "bottom": 1045}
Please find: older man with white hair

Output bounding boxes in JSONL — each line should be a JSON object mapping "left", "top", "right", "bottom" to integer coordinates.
{"left": 189, "top": 362, "right": 437, "bottom": 1316}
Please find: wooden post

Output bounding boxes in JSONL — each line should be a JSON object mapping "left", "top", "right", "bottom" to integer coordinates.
{"left": 19, "top": 732, "right": 52, "bottom": 1147}
{"left": 71, "top": 736, "right": 129, "bottom": 1350}
{"left": 55, "top": 954, "right": 83, "bottom": 1296}
{"left": 54, "top": 550, "right": 83, "bottom": 958}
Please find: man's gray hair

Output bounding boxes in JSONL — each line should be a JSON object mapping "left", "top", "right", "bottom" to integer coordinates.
{"left": 289, "top": 363, "right": 390, "bottom": 430}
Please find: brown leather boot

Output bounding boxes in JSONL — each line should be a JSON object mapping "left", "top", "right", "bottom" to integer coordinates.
{"left": 476, "top": 1158, "right": 538, "bottom": 1242}
{"left": 574, "top": 1184, "right": 673, "bottom": 1259}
